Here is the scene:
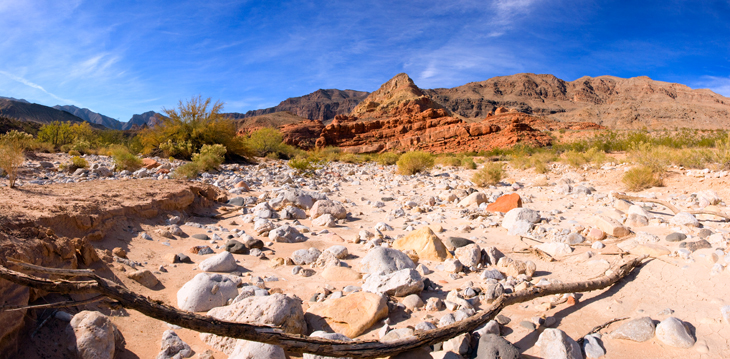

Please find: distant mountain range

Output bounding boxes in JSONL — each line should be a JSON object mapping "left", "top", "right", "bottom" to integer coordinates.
{"left": 3, "top": 72, "right": 730, "bottom": 134}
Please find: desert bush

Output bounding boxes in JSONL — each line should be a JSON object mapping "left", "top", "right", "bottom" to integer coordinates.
{"left": 138, "top": 96, "right": 250, "bottom": 159}
{"left": 110, "top": 145, "right": 143, "bottom": 171}
{"left": 338, "top": 153, "right": 363, "bottom": 164}
{"left": 173, "top": 162, "right": 202, "bottom": 179}
{"left": 462, "top": 157, "right": 477, "bottom": 169}
{"left": 288, "top": 156, "right": 320, "bottom": 175}
{"left": 192, "top": 144, "right": 226, "bottom": 171}
{"left": 71, "top": 156, "right": 88, "bottom": 169}
{"left": 0, "top": 130, "right": 34, "bottom": 149}
{"left": 242, "top": 127, "right": 296, "bottom": 158}
{"left": 375, "top": 152, "right": 400, "bottom": 166}
{"left": 436, "top": 156, "right": 461, "bottom": 167}
{"left": 628, "top": 142, "right": 670, "bottom": 173}
{"left": 396, "top": 151, "right": 434, "bottom": 175}
{"left": 71, "top": 139, "right": 91, "bottom": 154}
{"left": 0, "top": 143, "right": 25, "bottom": 188}
{"left": 472, "top": 162, "right": 504, "bottom": 187}
{"left": 622, "top": 166, "right": 663, "bottom": 191}
{"left": 68, "top": 149, "right": 81, "bottom": 156}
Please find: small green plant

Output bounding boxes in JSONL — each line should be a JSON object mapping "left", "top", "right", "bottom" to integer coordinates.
{"left": 435, "top": 156, "right": 461, "bottom": 167}
{"left": 461, "top": 157, "right": 477, "bottom": 169}
{"left": 375, "top": 152, "right": 400, "bottom": 166}
{"left": 472, "top": 162, "right": 504, "bottom": 187}
{"left": 173, "top": 144, "right": 227, "bottom": 179}
{"left": 192, "top": 144, "right": 226, "bottom": 171}
{"left": 0, "top": 130, "right": 34, "bottom": 149}
{"left": 71, "top": 156, "right": 88, "bottom": 169}
{"left": 0, "top": 143, "right": 25, "bottom": 188}
{"left": 243, "top": 127, "right": 295, "bottom": 158}
{"left": 173, "top": 162, "right": 202, "bottom": 179}
{"left": 68, "top": 149, "right": 81, "bottom": 156}
{"left": 110, "top": 145, "right": 143, "bottom": 171}
{"left": 71, "top": 139, "right": 91, "bottom": 154}
{"left": 622, "top": 166, "right": 663, "bottom": 191}
{"left": 396, "top": 151, "right": 434, "bottom": 175}
{"left": 288, "top": 156, "right": 319, "bottom": 175}
{"left": 338, "top": 153, "right": 363, "bottom": 164}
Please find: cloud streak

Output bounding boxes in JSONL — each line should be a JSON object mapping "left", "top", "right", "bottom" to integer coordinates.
{"left": 0, "top": 71, "right": 78, "bottom": 105}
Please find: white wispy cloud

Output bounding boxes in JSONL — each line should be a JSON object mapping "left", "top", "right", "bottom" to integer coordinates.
{"left": 0, "top": 71, "right": 78, "bottom": 105}
{"left": 692, "top": 76, "right": 730, "bottom": 97}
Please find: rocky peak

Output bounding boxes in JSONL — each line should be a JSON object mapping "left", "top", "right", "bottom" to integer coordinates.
{"left": 351, "top": 73, "right": 447, "bottom": 119}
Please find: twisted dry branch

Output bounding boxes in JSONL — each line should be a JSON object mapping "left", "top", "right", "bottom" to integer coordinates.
{"left": 613, "top": 193, "right": 730, "bottom": 221}
{"left": 0, "top": 256, "right": 647, "bottom": 358}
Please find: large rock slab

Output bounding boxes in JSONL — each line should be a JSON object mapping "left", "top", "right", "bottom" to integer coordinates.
{"left": 362, "top": 268, "right": 424, "bottom": 297}
{"left": 473, "top": 334, "right": 519, "bottom": 359}
{"left": 177, "top": 273, "right": 239, "bottom": 312}
{"left": 229, "top": 340, "right": 286, "bottom": 359}
{"left": 392, "top": 226, "right": 451, "bottom": 262}
{"left": 610, "top": 317, "right": 655, "bottom": 342}
{"left": 201, "top": 294, "right": 306, "bottom": 354}
{"left": 670, "top": 212, "right": 700, "bottom": 227}
{"left": 360, "top": 247, "right": 415, "bottom": 275}
{"left": 306, "top": 292, "right": 388, "bottom": 338}
{"left": 198, "top": 251, "right": 238, "bottom": 272}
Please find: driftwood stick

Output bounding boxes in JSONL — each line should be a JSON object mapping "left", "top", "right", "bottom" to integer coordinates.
{"left": 0, "top": 256, "right": 647, "bottom": 358}
{"left": 0, "top": 295, "right": 107, "bottom": 312}
{"left": 613, "top": 194, "right": 730, "bottom": 220}
{"left": 8, "top": 259, "right": 96, "bottom": 277}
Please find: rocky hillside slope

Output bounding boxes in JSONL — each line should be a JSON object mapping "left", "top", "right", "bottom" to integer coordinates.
{"left": 424, "top": 73, "right": 730, "bottom": 129}
{"left": 0, "top": 99, "right": 100, "bottom": 128}
{"left": 227, "top": 89, "right": 369, "bottom": 124}
{"left": 122, "top": 111, "right": 166, "bottom": 130}
{"left": 54, "top": 105, "right": 123, "bottom": 130}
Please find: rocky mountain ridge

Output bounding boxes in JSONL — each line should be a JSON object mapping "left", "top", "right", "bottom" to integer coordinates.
{"left": 54, "top": 105, "right": 123, "bottom": 130}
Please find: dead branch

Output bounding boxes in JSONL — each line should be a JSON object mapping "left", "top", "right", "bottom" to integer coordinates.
{"left": 575, "top": 317, "right": 629, "bottom": 345}
{"left": 0, "top": 256, "right": 647, "bottom": 358}
{"left": 613, "top": 194, "right": 730, "bottom": 221}
{"left": 0, "top": 295, "right": 107, "bottom": 312}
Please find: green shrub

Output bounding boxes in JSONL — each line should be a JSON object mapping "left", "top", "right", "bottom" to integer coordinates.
{"left": 435, "top": 156, "right": 461, "bottom": 167}
{"left": 71, "top": 156, "right": 88, "bottom": 169}
{"left": 622, "top": 166, "right": 663, "bottom": 191}
{"left": 472, "top": 162, "right": 504, "bottom": 187}
{"left": 138, "top": 96, "right": 250, "bottom": 159}
{"left": 289, "top": 156, "right": 320, "bottom": 175}
{"left": 173, "top": 162, "right": 202, "bottom": 179}
{"left": 0, "top": 130, "right": 34, "bottom": 149}
{"left": 396, "top": 151, "right": 434, "bottom": 175}
{"left": 192, "top": 144, "right": 226, "bottom": 171}
{"left": 461, "top": 157, "right": 477, "bottom": 169}
{"left": 242, "top": 127, "right": 295, "bottom": 158}
{"left": 375, "top": 152, "right": 400, "bottom": 166}
{"left": 71, "top": 139, "right": 91, "bottom": 154}
{"left": 110, "top": 145, "right": 143, "bottom": 171}
{"left": 68, "top": 150, "right": 81, "bottom": 156}
{"left": 338, "top": 153, "right": 363, "bottom": 164}
{"left": 0, "top": 143, "right": 25, "bottom": 188}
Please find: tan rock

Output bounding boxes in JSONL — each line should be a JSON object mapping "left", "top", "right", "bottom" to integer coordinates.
{"left": 306, "top": 292, "right": 388, "bottom": 338}
{"left": 594, "top": 215, "right": 631, "bottom": 237}
{"left": 127, "top": 269, "right": 159, "bottom": 288}
{"left": 321, "top": 266, "right": 362, "bottom": 281}
{"left": 392, "top": 226, "right": 451, "bottom": 262}
{"left": 112, "top": 247, "right": 127, "bottom": 258}
{"left": 142, "top": 158, "right": 160, "bottom": 169}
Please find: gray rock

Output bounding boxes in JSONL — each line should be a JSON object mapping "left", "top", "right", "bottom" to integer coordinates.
{"left": 156, "top": 330, "right": 194, "bottom": 359}
{"left": 198, "top": 251, "right": 237, "bottom": 272}
{"left": 655, "top": 317, "right": 695, "bottom": 348}
{"left": 281, "top": 205, "right": 307, "bottom": 220}
{"left": 443, "top": 258, "right": 463, "bottom": 273}
{"left": 502, "top": 208, "right": 540, "bottom": 230}
{"left": 312, "top": 213, "right": 337, "bottom": 227}
{"left": 582, "top": 334, "right": 605, "bottom": 359}
{"left": 537, "top": 242, "right": 573, "bottom": 257}
{"left": 228, "top": 197, "right": 245, "bottom": 206}
{"left": 229, "top": 340, "right": 285, "bottom": 359}
{"left": 567, "top": 232, "right": 585, "bottom": 245}
{"left": 443, "top": 333, "right": 471, "bottom": 355}
{"left": 69, "top": 311, "right": 124, "bottom": 359}
{"left": 666, "top": 232, "right": 687, "bottom": 242}
{"left": 610, "top": 317, "right": 655, "bottom": 342}
{"left": 535, "top": 328, "right": 581, "bottom": 359}
{"left": 241, "top": 234, "right": 264, "bottom": 249}
{"left": 670, "top": 212, "right": 700, "bottom": 227}
{"left": 439, "top": 313, "right": 456, "bottom": 327}
{"left": 507, "top": 220, "right": 532, "bottom": 236}
{"left": 225, "top": 240, "right": 249, "bottom": 254}
{"left": 722, "top": 305, "right": 730, "bottom": 325}
{"left": 472, "top": 334, "right": 519, "bottom": 359}
{"left": 415, "top": 321, "right": 437, "bottom": 332}
{"left": 254, "top": 218, "right": 276, "bottom": 235}
{"left": 454, "top": 243, "right": 481, "bottom": 268}
{"left": 291, "top": 248, "right": 322, "bottom": 265}
{"left": 402, "top": 294, "right": 425, "bottom": 310}
{"left": 381, "top": 328, "right": 415, "bottom": 343}
{"left": 360, "top": 247, "right": 415, "bottom": 275}
{"left": 445, "top": 237, "right": 474, "bottom": 250}
{"left": 679, "top": 239, "right": 712, "bottom": 252}
{"left": 303, "top": 331, "right": 352, "bottom": 359}
{"left": 311, "top": 199, "right": 348, "bottom": 219}
{"left": 474, "top": 320, "right": 500, "bottom": 337}
{"left": 325, "top": 245, "right": 348, "bottom": 259}
{"left": 269, "top": 225, "right": 306, "bottom": 243}
{"left": 176, "top": 273, "right": 239, "bottom": 312}
{"left": 362, "top": 268, "right": 424, "bottom": 297}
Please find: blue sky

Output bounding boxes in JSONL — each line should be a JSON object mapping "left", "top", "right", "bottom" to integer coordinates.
{"left": 1, "top": 0, "right": 729, "bottom": 122}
